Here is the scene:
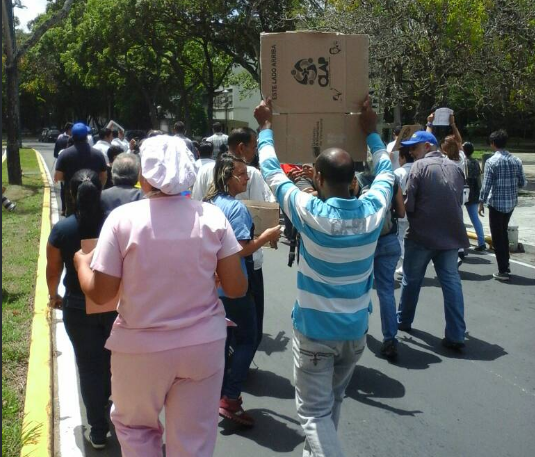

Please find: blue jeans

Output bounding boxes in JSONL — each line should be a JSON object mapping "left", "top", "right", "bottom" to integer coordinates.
{"left": 293, "top": 329, "right": 366, "bottom": 457}
{"left": 220, "top": 294, "right": 257, "bottom": 399}
{"left": 466, "top": 203, "right": 485, "bottom": 246}
{"left": 398, "top": 239, "right": 466, "bottom": 342}
{"left": 374, "top": 233, "right": 401, "bottom": 342}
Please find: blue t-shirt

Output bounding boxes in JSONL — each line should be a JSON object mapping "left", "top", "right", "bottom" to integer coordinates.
{"left": 211, "top": 194, "right": 254, "bottom": 297}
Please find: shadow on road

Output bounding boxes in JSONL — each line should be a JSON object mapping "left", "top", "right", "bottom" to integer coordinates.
{"left": 507, "top": 274, "right": 535, "bottom": 286}
{"left": 243, "top": 369, "right": 295, "bottom": 399}
{"left": 257, "top": 331, "right": 291, "bottom": 355}
{"left": 400, "top": 329, "right": 508, "bottom": 361}
{"left": 219, "top": 408, "right": 303, "bottom": 452}
{"left": 345, "top": 365, "right": 422, "bottom": 417}
{"left": 367, "top": 334, "right": 442, "bottom": 370}
{"left": 459, "top": 270, "right": 494, "bottom": 281}
{"left": 421, "top": 277, "right": 441, "bottom": 288}
{"left": 463, "top": 254, "right": 492, "bottom": 265}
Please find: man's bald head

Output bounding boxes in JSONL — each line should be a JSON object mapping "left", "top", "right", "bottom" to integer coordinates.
{"left": 315, "top": 148, "right": 354, "bottom": 186}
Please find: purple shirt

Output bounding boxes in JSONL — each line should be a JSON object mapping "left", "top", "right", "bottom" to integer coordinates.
{"left": 405, "top": 151, "right": 469, "bottom": 250}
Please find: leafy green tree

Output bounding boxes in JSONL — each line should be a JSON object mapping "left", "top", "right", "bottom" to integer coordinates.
{"left": 2, "top": 0, "right": 75, "bottom": 184}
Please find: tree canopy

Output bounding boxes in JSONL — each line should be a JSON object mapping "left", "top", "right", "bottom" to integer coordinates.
{"left": 4, "top": 0, "right": 534, "bottom": 139}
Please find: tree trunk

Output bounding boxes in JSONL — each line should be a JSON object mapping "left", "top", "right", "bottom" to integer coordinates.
{"left": 3, "top": 0, "right": 22, "bottom": 185}
{"left": 2, "top": 0, "right": 76, "bottom": 185}
{"left": 206, "top": 90, "right": 214, "bottom": 135}
{"left": 6, "top": 63, "right": 23, "bottom": 185}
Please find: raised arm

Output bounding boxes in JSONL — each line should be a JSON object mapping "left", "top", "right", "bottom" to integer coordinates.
{"left": 254, "top": 98, "right": 313, "bottom": 232}
{"left": 359, "top": 96, "right": 395, "bottom": 208}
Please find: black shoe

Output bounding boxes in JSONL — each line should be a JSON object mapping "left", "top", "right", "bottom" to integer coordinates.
{"left": 397, "top": 322, "right": 412, "bottom": 332}
{"left": 89, "top": 433, "right": 107, "bottom": 450}
{"left": 441, "top": 338, "right": 465, "bottom": 351}
{"left": 493, "top": 272, "right": 510, "bottom": 281}
{"left": 474, "top": 244, "right": 486, "bottom": 252}
{"left": 380, "top": 340, "right": 398, "bottom": 359}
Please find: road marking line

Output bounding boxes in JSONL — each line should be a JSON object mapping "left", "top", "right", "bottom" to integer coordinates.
{"left": 20, "top": 150, "right": 53, "bottom": 457}
{"left": 476, "top": 250, "right": 535, "bottom": 270}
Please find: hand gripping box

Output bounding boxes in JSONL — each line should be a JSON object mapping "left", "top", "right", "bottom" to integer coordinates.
{"left": 261, "top": 32, "right": 369, "bottom": 163}
{"left": 240, "top": 200, "right": 280, "bottom": 234}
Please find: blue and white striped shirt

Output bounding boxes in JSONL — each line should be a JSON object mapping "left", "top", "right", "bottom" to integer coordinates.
{"left": 480, "top": 150, "right": 526, "bottom": 213}
{"left": 258, "top": 129, "right": 394, "bottom": 341}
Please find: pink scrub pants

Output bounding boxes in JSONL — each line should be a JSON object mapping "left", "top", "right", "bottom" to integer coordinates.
{"left": 110, "top": 339, "right": 225, "bottom": 457}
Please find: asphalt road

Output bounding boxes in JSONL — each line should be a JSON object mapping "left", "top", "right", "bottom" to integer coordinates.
{"left": 31, "top": 142, "right": 535, "bottom": 457}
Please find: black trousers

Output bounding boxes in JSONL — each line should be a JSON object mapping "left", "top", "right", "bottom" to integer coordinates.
{"left": 249, "top": 267, "right": 265, "bottom": 352}
{"left": 62, "top": 307, "right": 117, "bottom": 437}
{"left": 489, "top": 206, "right": 513, "bottom": 273}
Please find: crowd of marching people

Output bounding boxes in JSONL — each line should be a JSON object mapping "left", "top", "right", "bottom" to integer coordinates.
{"left": 45, "top": 96, "right": 526, "bottom": 457}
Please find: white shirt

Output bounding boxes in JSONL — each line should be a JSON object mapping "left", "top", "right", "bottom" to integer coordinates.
{"left": 195, "top": 158, "right": 215, "bottom": 169}
{"left": 386, "top": 140, "right": 396, "bottom": 153}
{"left": 387, "top": 140, "right": 400, "bottom": 170}
{"left": 394, "top": 162, "right": 413, "bottom": 222}
{"left": 191, "top": 162, "right": 275, "bottom": 203}
{"left": 206, "top": 133, "right": 228, "bottom": 158}
{"left": 93, "top": 140, "right": 112, "bottom": 165}
{"left": 394, "top": 162, "right": 413, "bottom": 194}
{"left": 191, "top": 162, "right": 276, "bottom": 270}
{"left": 111, "top": 137, "right": 129, "bottom": 152}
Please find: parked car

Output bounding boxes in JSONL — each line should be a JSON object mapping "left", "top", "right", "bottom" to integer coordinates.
{"left": 46, "top": 129, "right": 61, "bottom": 143}
{"left": 39, "top": 128, "right": 49, "bottom": 142}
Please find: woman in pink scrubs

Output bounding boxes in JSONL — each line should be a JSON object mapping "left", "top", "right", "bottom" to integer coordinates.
{"left": 75, "top": 135, "right": 247, "bottom": 457}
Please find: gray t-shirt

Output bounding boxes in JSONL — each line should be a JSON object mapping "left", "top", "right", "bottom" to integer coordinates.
{"left": 405, "top": 151, "right": 469, "bottom": 250}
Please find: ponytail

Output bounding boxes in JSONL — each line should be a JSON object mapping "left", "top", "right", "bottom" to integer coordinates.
{"left": 70, "top": 169, "right": 103, "bottom": 239}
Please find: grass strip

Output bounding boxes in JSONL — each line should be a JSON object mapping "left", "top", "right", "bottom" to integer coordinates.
{"left": 2, "top": 149, "right": 44, "bottom": 457}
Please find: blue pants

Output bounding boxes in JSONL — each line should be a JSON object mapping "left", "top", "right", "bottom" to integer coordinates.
{"left": 398, "top": 239, "right": 466, "bottom": 343}
{"left": 373, "top": 233, "right": 401, "bottom": 342}
{"left": 220, "top": 294, "right": 257, "bottom": 399}
{"left": 466, "top": 203, "right": 485, "bottom": 247}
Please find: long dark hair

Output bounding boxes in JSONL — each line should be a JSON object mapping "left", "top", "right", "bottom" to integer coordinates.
{"left": 70, "top": 169, "right": 103, "bottom": 239}
{"left": 203, "top": 153, "right": 245, "bottom": 202}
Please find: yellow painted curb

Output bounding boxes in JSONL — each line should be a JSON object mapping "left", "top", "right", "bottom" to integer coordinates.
{"left": 20, "top": 150, "right": 53, "bottom": 457}
{"left": 467, "top": 230, "right": 493, "bottom": 248}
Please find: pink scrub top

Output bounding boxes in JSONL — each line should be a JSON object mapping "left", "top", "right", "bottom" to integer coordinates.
{"left": 91, "top": 195, "right": 242, "bottom": 353}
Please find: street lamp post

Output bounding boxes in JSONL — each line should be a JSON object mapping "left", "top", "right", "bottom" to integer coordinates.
{"left": 222, "top": 89, "right": 229, "bottom": 133}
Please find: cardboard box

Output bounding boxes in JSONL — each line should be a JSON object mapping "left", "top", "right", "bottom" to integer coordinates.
{"left": 260, "top": 32, "right": 369, "bottom": 163}
{"left": 261, "top": 32, "right": 369, "bottom": 114}
{"left": 81, "top": 239, "right": 120, "bottom": 314}
{"left": 241, "top": 201, "right": 280, "bottom": 234}
{"left": 392, "top": 124, "right": 424, "bottom": 151}
{"left": 272, "top": 113, "right": 366, "bottom": 163}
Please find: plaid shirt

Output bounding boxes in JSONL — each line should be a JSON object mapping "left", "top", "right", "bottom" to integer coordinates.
{"left": 479, "top": 150, "right": 526, "bottom": 213}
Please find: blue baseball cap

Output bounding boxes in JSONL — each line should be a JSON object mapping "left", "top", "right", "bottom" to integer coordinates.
{"left": 400, "top": 130, "right": 438, "bottom": 147}
{"left": 71, "top": 122, "right": 91, "bottom": 139}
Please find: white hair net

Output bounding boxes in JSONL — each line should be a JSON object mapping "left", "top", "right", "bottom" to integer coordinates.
{"left": 140, "top": 135, "right": 197, "bottom": 195}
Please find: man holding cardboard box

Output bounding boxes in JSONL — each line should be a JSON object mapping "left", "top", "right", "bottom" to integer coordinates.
{"left": 254, "top": 96, "right": 393, "bottom": 457}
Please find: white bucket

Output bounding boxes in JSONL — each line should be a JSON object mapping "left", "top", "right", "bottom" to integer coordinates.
{"left": 508, "top": 225, "right": 519, "bottom": 251}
